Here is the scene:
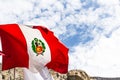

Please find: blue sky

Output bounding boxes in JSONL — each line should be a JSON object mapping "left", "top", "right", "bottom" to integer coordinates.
{"left": 1, "top": 0, "right": 120, "bottom": 77}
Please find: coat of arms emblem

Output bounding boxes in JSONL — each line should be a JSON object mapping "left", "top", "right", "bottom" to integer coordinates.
{"left": 31, "top": 38, "right": 46, "bottom": 56}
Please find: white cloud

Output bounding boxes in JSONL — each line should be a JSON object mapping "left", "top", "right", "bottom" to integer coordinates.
{"left": 98, "top": 0, "right": 119, "bottom": 6}
{"left": 0, "top": 0, "right": 33, "bottom": 14}
{"left": 69, "top": 24, "right": 120, "bottom": 77}
{"left": 67, "top": 0, "right": 82, "bottom": 10}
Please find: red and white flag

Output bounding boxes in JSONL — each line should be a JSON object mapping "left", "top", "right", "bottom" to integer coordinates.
{"left": 0, "top": 24, "right": 69, "bottom": 80}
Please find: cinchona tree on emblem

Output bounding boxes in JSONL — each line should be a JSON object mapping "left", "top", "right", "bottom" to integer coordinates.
{"left": 31, "top": 38, "right": 46, "bottom": 56}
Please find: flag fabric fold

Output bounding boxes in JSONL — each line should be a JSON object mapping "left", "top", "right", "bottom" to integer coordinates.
{"left": 0, "top": 51, "right": 4, "bottom": 56}
{"left": 0, "top": 24, "right": 69, "bottom": 79}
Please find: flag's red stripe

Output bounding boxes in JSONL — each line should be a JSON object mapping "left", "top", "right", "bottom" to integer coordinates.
{"left": 33, "top": 26, "right": 69, "bottom": 73}
{"left": 0, "top": 24, "right": 29, "bottom": 70}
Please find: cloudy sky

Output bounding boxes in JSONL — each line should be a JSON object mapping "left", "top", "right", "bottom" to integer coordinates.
{"left": 0, "top": 0, "right": 120, "bottom": 77}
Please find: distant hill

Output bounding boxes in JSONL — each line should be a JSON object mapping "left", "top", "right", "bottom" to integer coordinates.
{"left": 0, "top": 63, "right": 120, "bottom": 80}
{"left": 0, "top": 63, "right": 91, "bottom": 80}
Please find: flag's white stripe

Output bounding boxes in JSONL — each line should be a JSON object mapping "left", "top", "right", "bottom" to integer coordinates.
{"left": 19, "top": 25, "right": 51, "bottom": 72}
{"left": 23, "top": 68, "right": 44, "bottom": 80}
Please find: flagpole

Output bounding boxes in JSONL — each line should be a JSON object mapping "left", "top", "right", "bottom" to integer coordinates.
{"left": 8, "top": 69, "right": 11, "bottom": 80}
{"left": 14, "top": 68, "right": 16, "bottom": 80}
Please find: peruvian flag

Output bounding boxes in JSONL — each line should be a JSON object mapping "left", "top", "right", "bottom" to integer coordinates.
{"left": 0, "top": 24, "right": 69, "bottom": 80}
